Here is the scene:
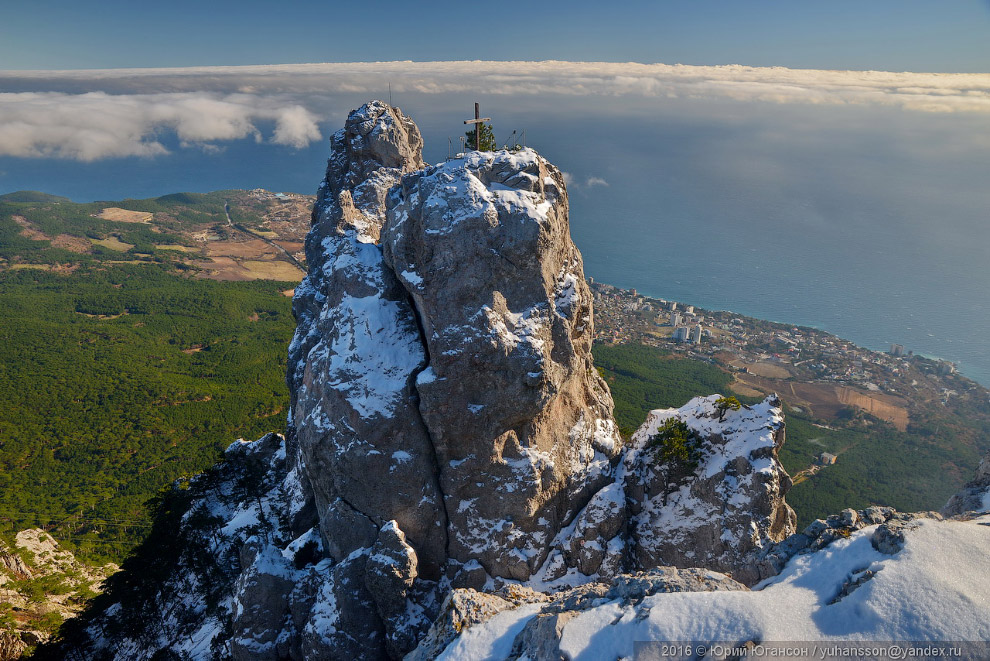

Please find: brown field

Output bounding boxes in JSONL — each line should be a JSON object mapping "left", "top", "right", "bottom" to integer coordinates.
{"left": 52, "top": 234, "right": 92, "bottom": 253}
{"left": 725, "top": 355, "right": 793, "bottom": 379}
{"left": 729, "top": 379, "right": 765, "bottom": 398}
{"left": 12, "top": 216, "right": 91, "bottom": 253}
{"left": 12, "top": 215, "right": 49, "bottom": 241}
{"left": 736, "top": 374, "right": 909, "bottom": 431}
{"left": 206, "top": 239, "right": 276, "bottom": 259}
{"left": 193, "top": 257, "right": 254, "bottom": 281}
{"left": 90, "top": 236, "right": 134, "bottom": 252}
{"left": 10, "top": 264, "right": 53, "bottom": 271}
{"left": 746, "top": 362, "right": 792, "bottom": 379}
{"left": 155, "top": 244, "right": 199, "bottom": 252}
{"left": 281, "top": 289, "right": 295, "bottom": 297}
{"left": 193, "top": 257, "right": 303, "bottom": 282}
{"left": 96, "top": 208, "right": 153, "bottom": 223}
{"left": 241, "top": 260, "right": 305, "bottom": 281}
{"left": 275, "top": 241, "right": 305, "bottom": 253}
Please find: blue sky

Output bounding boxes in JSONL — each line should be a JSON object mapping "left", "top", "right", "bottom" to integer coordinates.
{"left": 2, "top": 0, "right": 988, "bottom": 72}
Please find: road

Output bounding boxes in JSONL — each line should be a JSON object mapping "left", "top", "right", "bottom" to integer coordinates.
{"left": 224, "top": 201, "right": 307, "bottom": 275}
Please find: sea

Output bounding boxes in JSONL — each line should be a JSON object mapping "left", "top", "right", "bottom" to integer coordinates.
{"left": 2, "top": 92, "right": 988, "bottom": 386}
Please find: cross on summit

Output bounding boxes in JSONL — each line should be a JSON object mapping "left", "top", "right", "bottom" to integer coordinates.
{"left": 463, "top": 102, "right": 492, "bottom": 152}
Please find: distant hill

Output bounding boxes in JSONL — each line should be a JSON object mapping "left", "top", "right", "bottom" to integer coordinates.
{"left": 0, "top": 191, "right": 72, "bottom": 204}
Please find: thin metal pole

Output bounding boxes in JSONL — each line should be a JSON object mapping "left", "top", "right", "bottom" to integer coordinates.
{"left": 475, "top": 103, "right": 481, "bottom": 151}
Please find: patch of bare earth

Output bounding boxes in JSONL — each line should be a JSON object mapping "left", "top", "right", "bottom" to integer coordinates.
{"left": 52, "top": 234, "right": 92, "bottom": 253}
{"left": 737, "top": 374, "right": 909, "bottom": 431}
{"left": 730, "top": 379, "right": 765, "bottom": 398}
{"left": 206, "top": 238, "right": 277, "bottom": 259}
{"left": 241, "top": 260, "right": 305, "bottom": 281}
{"left": 95, "top": 208, "right": 153, "bottom": 223}
{"left": 12, "top": 215, "right": 49, "bottom": 241}
{"left": 192, "top": 257, "right": 255, "bottom": 281}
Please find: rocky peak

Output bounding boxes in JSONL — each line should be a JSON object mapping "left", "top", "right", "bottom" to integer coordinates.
{"left": 382, "top": 149, "right": 621, "bottom": 581}
{"left": 280, "top": 102, "right": 622, "bottom": 655}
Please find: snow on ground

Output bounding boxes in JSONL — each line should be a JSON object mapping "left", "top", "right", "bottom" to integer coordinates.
{"left": 436, "top": 603, "right": 543, "bottom": 661}
{"left": 442, "top": 515, "right": 990, "bottom": 660}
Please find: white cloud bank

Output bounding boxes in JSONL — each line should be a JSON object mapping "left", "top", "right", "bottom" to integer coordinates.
{"left": 0, "top": 91, "right": 320, "bottom": 160}
{"left": 1, "top": 61, "right": 988, "bottom": 160}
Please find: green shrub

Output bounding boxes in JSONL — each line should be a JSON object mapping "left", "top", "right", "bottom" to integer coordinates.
{"left": 648, "top": 418, "right": 704, "bottom": 504}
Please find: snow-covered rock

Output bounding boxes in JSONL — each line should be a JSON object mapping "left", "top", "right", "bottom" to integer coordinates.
{"left": 45, "top": 101, "right": 626, "bottom": 660}
{"left": 622, "top": 394, "right": 796, "bottom": 585}
{"left": 382, "top": 149, "right": 620, "bottom": 581}
{"left": 438, "top": 514, "right": 990, "bottom": 660}
{"left": 287, "top": 100, "right": 446, "bottom": 576}
{"left": 942, "top": 451, "right": 990, "bottom": 517}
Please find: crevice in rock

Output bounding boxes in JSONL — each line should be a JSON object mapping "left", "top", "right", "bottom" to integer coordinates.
{"left": 336, "top": 490, "right": 379, "bottom": 530}
{"left": 400, "top": 285, "right": 453, "bottom": 564}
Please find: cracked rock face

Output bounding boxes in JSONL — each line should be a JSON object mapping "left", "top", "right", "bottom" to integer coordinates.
{"left": 288, "top": 103, "right": 621, "bottom": 585}
{"left": 382, "top": 150, "right": 621, "bottom": 580}
{"left": 287, "top": 100, "right": 447, "bottom": 577}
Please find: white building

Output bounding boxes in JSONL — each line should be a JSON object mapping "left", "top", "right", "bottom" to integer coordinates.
{"left": 671, "top": 313, "right": 682, "bottom": 327}
{"left": 689, "top": 325, "right": 703, "bottom": 344}
{"left": 673, "top": 326, "right": 690, "bottom": 342}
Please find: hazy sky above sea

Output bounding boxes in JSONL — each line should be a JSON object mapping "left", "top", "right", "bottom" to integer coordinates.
{"left": 1, "top": 3, "right": 989, "bottom": 382}
{"left": 2, "top": 0, "right": 989, "bottom": 72}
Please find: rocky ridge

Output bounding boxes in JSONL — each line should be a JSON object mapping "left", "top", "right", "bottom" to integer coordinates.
{"left": 39, "top": 102, "right": 866, "bottom": 661}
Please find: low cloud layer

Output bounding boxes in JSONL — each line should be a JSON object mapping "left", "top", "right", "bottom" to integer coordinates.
{"left": 1, "top": 60, "right": 988, "bottom": 161}
{"left": 0, "top": 91, "right": 320, "bottom": 160}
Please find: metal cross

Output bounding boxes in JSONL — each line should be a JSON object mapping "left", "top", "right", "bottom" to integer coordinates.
{"left": 463, "top": 102, "right": 491, "bottom": 151}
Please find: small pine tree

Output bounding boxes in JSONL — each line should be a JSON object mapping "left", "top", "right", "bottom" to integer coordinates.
{"left": 648, "top": 418, "right": 703, "bottom": 504}
{"left": 714, "top": 396, "right": 742, "bottom": 422}
{"left": 465, "top": 123, "right": 497, "bottom": 151}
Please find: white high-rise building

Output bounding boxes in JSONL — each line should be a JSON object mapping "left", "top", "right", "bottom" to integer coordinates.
{"left": 689, "top": 325, "right": 703, "bottom": 343}
{"left": 671, "top": 313, "right": 682, "bottom": 327}
{"left": 673, "top": 326, "right": 689, "bottom": 342}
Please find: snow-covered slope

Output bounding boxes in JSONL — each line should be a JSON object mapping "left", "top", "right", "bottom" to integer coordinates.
{"left": 437, "top": 513, "right": 990, "bottom": 660}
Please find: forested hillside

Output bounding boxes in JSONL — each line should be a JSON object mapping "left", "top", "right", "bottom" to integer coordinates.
{"left": 0, "top": 265, "right": 295, "bottom": 562}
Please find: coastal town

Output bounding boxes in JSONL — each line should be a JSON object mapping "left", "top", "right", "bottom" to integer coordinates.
{"left": 590, "top": 280, "right": 987, "bottom": 428}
